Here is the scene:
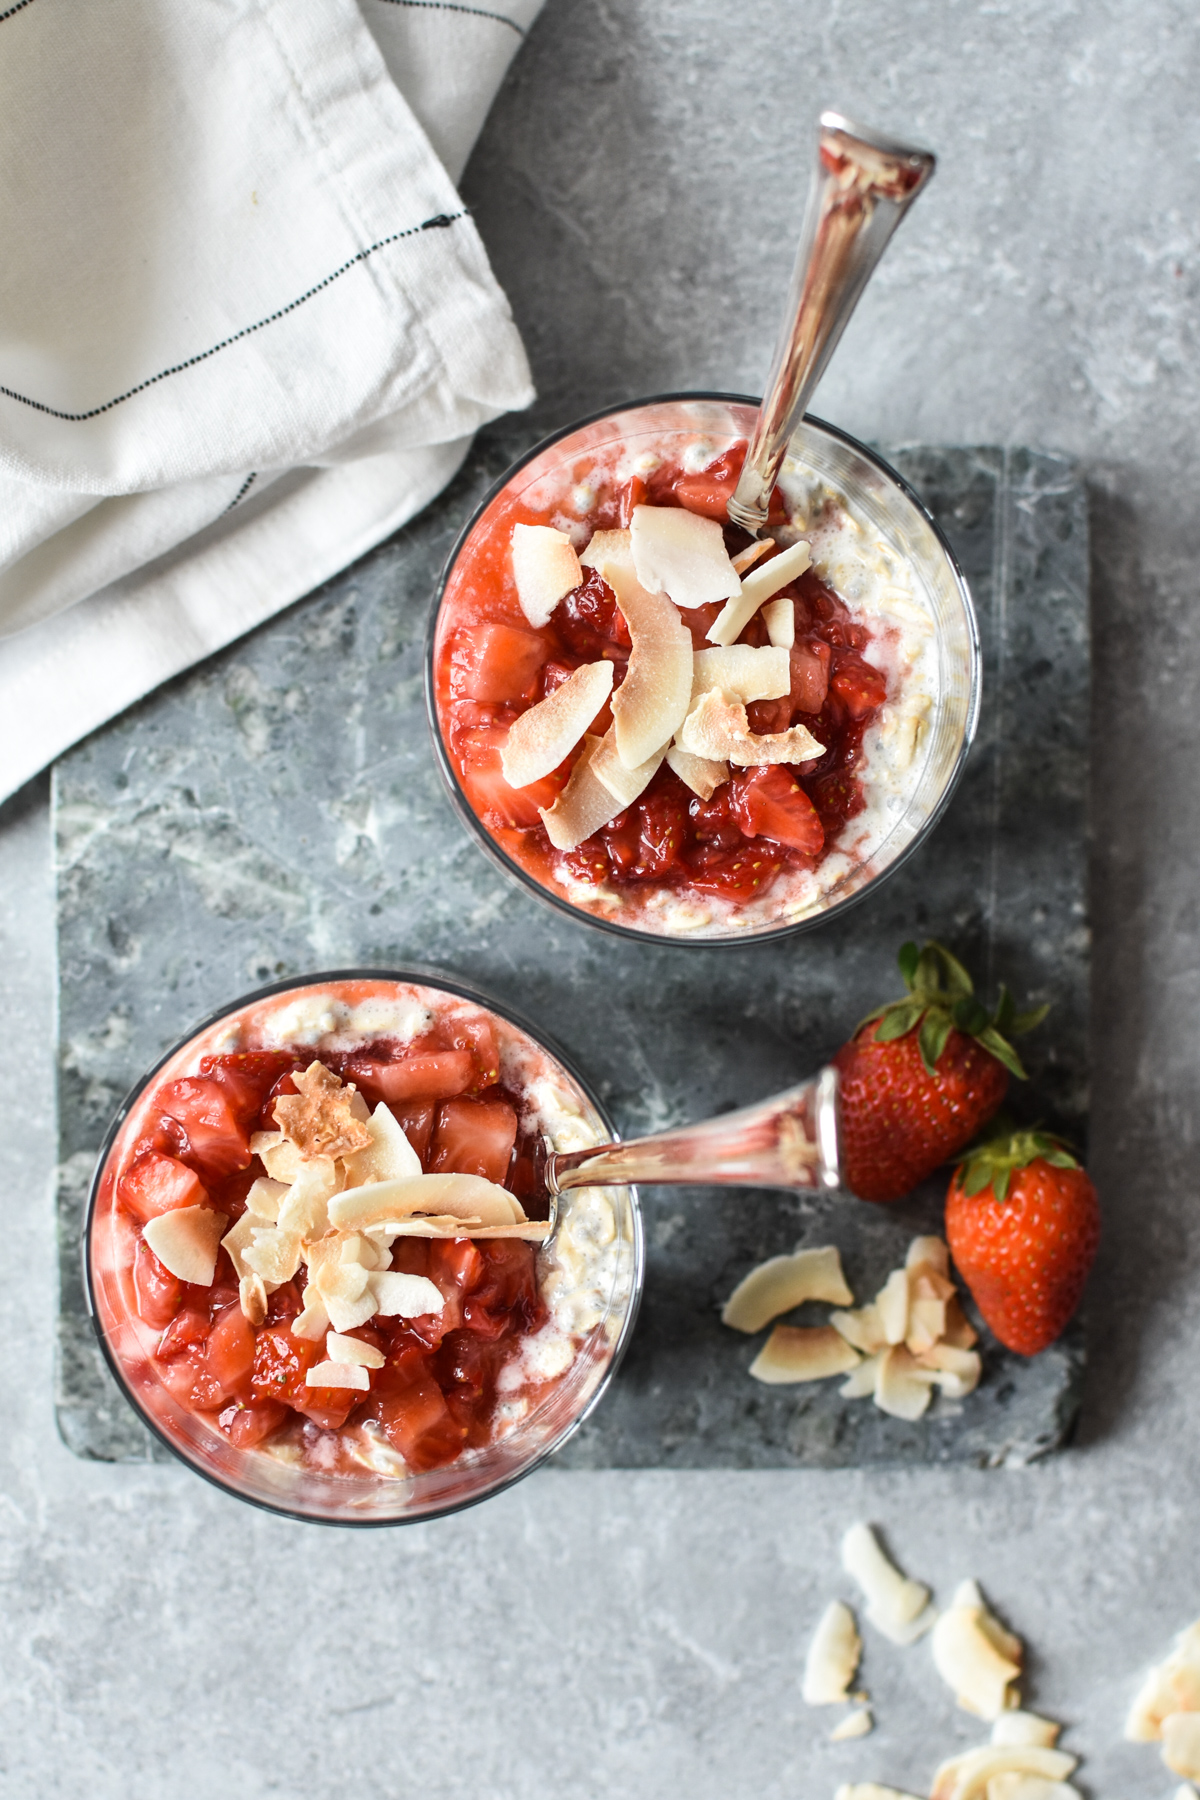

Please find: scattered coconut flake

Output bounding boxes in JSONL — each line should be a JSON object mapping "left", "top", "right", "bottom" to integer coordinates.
{"left": 942, "top": 1297, "right": 980, "bottom": 1351}
{"left": 877, "top": 1268, "right": 910, "bottom": 1345}
{"left": 875, "top": 1345, "right": 939, "bottom": 1421}
{"left": 731, "top": 537, "right": 773, "bottom": 575}
{"left": 305, "top": 1361, "right": 370, "bottom": 1392}
{"left": 930, "top": 1745, "right": 1076, "bottom": 1800}
{"left": 830, "top": 1707, "right": 873, "bottom": 1741}
{"left": 691, "top": 644, "right": 791, "bottom": 705}
{"left": 665, "top": 743, "right": 729, "bottom": 800}
{"left": 610, "top": 578, "right": 695, "bottom": 770}
{"left": 1175, "top": 1786, "right": 1200, "bottom": 1800}
{"left": 831, "top": 1302, "right": 889, "bottom": 1355}
{"left": 749, "top": 1325, "right": 861, "bottom": 1385}
{"left": 840, "top": 1352, "right": 884, "bottom": 1399}
{"left": 245, "top": 1176, "right": 288, "bottom": 1221}
{"left": 679, "top": 687, "right": 824, "bottom": 766}
{"left": 803, "top": 1599, "right": 862, "bottom": 1705}
{"left": 836, "top": 1785, "right": 923, "bottom": 1800}
{"left": 722, "top": 1244, "right": 854, "bottom": 1333}
{"left": 916, "top": 1342, "right": 982, "bottom": 1400}
{"left": 1126, "top": 1620, "right": 1200, "bottom": 1741}
{"left": 330, "top": 1172, "right": 523, "bottom": 1231}
{"left": 273, "top": 1061, "right": 373, "bottom": 1162}
{"left": 511, "top": 522, "right": 583, "bottom": 628}
{"left": 143, "top": 1206, "right": 228, "bottom": 1286}
{"left": 540, "top": 732, "right": 625, "bottom": 852}
{"left": 250, "top": 1130, "right": 305, "bottom": 1184}
{"left": 630, "top": 504, "right": 741, "bottom": 609}
{"left": 907, "top": 1235, "right": 951, "bottom": 1276}
{"left": 368, "top": 1271, "right": 445, "bottom": 1317}
{"left": 344, "top": 1102, "right": 422, "bottom": 1188}
{"left": 991, "top": 1714, "right": 1062, "bottom": 1750}
{"left": 276, "top": 1155, "right": 342, "bottom": 1241}
{"left": 707, "top": 538, "right": 812, "bottom": 645}
{"left": 290, "top": 1287, "right": 330, "bottom": 1342}
{"left": 239, "top": 1272, "right": 268, "bottom": 1326}
{"left": 841, "top": 1522, "right": 934, "bottom": 1646}
{"left": 932, "top": 1580, "right": 1023, "bottom": 1719}
{"left": 500, "top": 660, "right": 615, "bottom": 789}
{"left": 590, "top": 726, "right": 666, "bottom": 806}
{"left": 325, "top": 1331, "right": 386, "bottom": 1369}
{"left": 985, "top": 1778, "right": 1080, "bottom": 1800}
{"left": 1164, "top": 1716, "right": 1200, "bottom": 1781}
{"left": 579, "top": 526, "right": 635, "bottom": 578}
{"left": 763, "top": 595, "right": 795, "bottom": 648}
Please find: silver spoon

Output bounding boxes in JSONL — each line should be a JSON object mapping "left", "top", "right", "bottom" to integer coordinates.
{"left": 728, "top": 111, "right": 936, "bottom": 535}
{"left": 537, "top": 1065, "right": 840, "bottom": 1237}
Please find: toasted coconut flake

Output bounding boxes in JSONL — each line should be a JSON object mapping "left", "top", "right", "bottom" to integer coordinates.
{"left": 732, "top": 538, "right": 773, "bottom": 575}
{"left": 930, "top": 1747, "right": 1076, "bottom": 1800}
{"left": 345, "top": 1102, "right": 422, "bottom": 1188}
{"left": 143, "top": 1206, "right": 228, "bottom": 1287}
{"left": 326, "top": 1331, "right": 386, "bottom": 1369}
{"left": 986, "top": 1777, "right": 1080, "bottom": 1800}
{"left": 580, "top": 526, "right": 635, "bottom": 578}
{"left": 511, "top": 523, "right": 583, "bottom": 628}
{"left": 250, "top": 1130, "right": 305, "bottom": 1183}
{"left": 708, "top": 538, "right": 812, "bottom": 645}
{"left": 540, "top": 733, "right": 624, "bottom": 851}
{"left": 831, "top": 1303, "right": 889, "bottom": 1355}
{"left": 242, "top": 1225, "right": 303, "bottom": 1288}
{"left": 305, "top": 1361, "right": 370, "bottom": 1392}
{"left": 245, "top": 1176, "right": 288, "bottom": 1222}
{"left": 722, "top": 1244, "right": 854, "bottom": 1333}
{"left": 276, "top": 1156, "right": 341, "bottom": 1242}
{"left": 876, "top": 1268, "right": 910, "bottom": 1345}
{"left": 501, "top": 660, "right": 615, "bottom": 789}
{"left": 917, "top": 1342, "right": 983, "bottom": 1400}
{"left": 290, "top": 1288, "right": 330, "bottom": 1341}
{"left": 835, "top": 1785, "right": 924, "bottom": 1800}
{"left": 1175, "top": 1786, "right": 1200, "bottom": 1800}
{"left": 907, "top": 1293, "right": 949, "bottom": 1355}
{"left": 630, "top": 504, "right": 741, "bottom": 609}
{"left": 932, "top": 1583, "right": 1023, "bottom": 1720}
{"left": 273, "top": 1061, "right": 373, "bottom": 1162}
{"left": 1126, "top": 1621, "right": 1200, "bottom": 1741}
{"left": 330, "top": 1173, "right": 523, "bottom": 1231}
{"left": 590, "top": 726, "right": 666, "bottom": 806}
{"left": 691, "top": 644, "right": 791, "bottom": 705}
{"left": 841, "top": 1522, "right": 933, "bottom": 1645}
{"left": 1164, "top": 1716, "right": 1200, "bottom": 1781}
{"left": 239, "top": 1272, "right": 268, "bottom": 1326}
{"left": 610, "top": 579, "right": 695, "bottom": 770}
{"left": 763, "top": 595, "right": 795, "bottom": 648}
{"left": 665, "top": 743, "right": 729, "bottom": 800}
{"left": 991, "top": 1714, "right": 1062, "bottom": 1750}
{"left": 368, "top": 1271, "right": 446, "bottom": 1317}
{"left": 679, "top": 687, "right": 824, "bottom": 767}
{"left": 874, "top": 1345, "right": 937, "bottom": 1421}
{"left": 840, "top": 1352, "right": 884, "bottom": 1399}
{"left": 943, "top": 1296, "right": 980, "bottom": 1350}
{"left": 749, "top": 1325, "right": 861, "bottom": 1385}
{"left": 803, "top": 1600, "right": 862, "bottom": 1705}
{"left": 221, "top": 1212, "right": 258, "bottom": 1281}
{"left": 830, "top": 1707, "right": 873, "bottom": 1741}
{"left": 907, "top": 1234, "right": 951, "bottom": 1276}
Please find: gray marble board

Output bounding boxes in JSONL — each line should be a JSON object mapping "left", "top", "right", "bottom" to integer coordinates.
{"left": 53, "top": 429, "right": 1089, "bottom": 1470}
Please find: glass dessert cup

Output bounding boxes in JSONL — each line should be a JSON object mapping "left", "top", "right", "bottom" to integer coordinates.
{"left": 84, "top": 970, "right": 643, "bottom": 1527}
{"left": 427, "top": 393, "right": 980, "bottom": 945}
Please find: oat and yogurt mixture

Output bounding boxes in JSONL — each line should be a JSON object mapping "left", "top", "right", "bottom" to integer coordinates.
{"left": 433, "top": 429, "right": 937, "bottom": 938}
{"left": 91, "top": 979, "right": 625, "bottom": 1479}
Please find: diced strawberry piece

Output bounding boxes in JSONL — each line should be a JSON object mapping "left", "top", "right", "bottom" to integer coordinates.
{"left": 251, "top": 1325, "right": 322, "bottom": 1406}
{"left": 218, "top": 1397, "right": 289, "bottom": 1449}
{"left": 557, "top": 568, "right": 632, "bottom": 661}
{"left": 132, "top": 1238, "right": 183, "bottom": 1328}
{"left": 293, "top": 1387, "right": 361, "bottom": 1432}
{"left": 463, "top": 1241, "right": 546, "bottom": 1340}
{"left": 687, "top": 787, "right": 742, "bottom": 850}
{"left": 199, "top": 1051, "right": 298, "bottom": 1125}
{"left": 155, "top": 1344, "right": 206, "bottom": 1404}
{"left": 206, "top": 1305, "right": 256, "bottom": 1396}
{"left": 460, "top": 748, "right": 564, "bottom": 830}
{"left": 732, "top": 765, "right": 825, "bottom": 856}
{"left": 158, "top": 1077, "right": 252, "bottom": 1179}
{"left": 746, "top": 696, "right": 794, "bottom": 735}
{"left": 617, "top": 474, "right": 647, "bottom": 526}
{"left": 430, "top": 1237, "right": 486, "bottom": 1293}
{"left": 117, "top": 1151, "right": 207, "bottom": 1224}
{"left": 374, "top": 1375, "right": 465, "bottom": 1472}
{"left": 539, "top": 659, "right": 579, "bottom": 699}
{"left": 678, "top": 601, "right": 726, "bottom": 650}
{"left": 156, "top": 1300, "right": 210, "bottom": 1362}
{"left": 449, "top": 623, "right": 548, "bottom": 704}
{"left": 349, "top": 1050, "right": 476, "bottom": 1106}
{"left": 187, "top": 1367, "right": 228, "bottom": 1413}
{"left": 685, "top": 841, "right": 784, "bottom": 900}
{"left": 443, "top": 1013, "right": 501, "bottom": 1090}
{"left": 388, "top": 1099, "right": 436, "bottom": 1163}
{"left": 428, "top": 1097, "right": 518, "bottom": 1184}
{"left": 790, "top": 637, "right": 832, "bottom": 714}
{"left": 810, "top": 763, "right": 867, "bottom": 836}
{"left": 831, "top": 649, "right": 887, "bottom": 718}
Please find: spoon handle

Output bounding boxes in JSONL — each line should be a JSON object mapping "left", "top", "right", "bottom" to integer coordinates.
{"left": 542, "top": 1066, "right": 840, "bottom": 1200}
{"left": 728, "top": 111, "right": 935, "bottom": 534}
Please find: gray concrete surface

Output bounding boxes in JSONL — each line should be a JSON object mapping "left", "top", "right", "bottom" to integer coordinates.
{"left": 2, "top": 1, "right": 1197, "bottom": 1794}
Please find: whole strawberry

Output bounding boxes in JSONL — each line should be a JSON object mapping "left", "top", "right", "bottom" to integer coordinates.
{"left": 835, "top": 940, "right": 1047, "bottom": 1203}
{"left": 945, "top": 1128, "right": 1100, "bottom": 1354}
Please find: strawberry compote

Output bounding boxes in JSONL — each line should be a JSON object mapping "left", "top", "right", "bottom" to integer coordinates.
{"left": 431, "top": 402, "right": 942, "bottom": 940}
{"left": 88, "top": 978, "right": 634, "bottom": 1506}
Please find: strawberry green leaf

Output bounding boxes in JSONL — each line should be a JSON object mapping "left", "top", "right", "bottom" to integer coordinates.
{"left": 874, "top": 999, "right": 926, "bottom": 1042}
{"left": 975, "top": 1025, "right": 1028, "bottom": 1081}
{"left": 1010, "top": 1002, "right": 1050, "bottom": 1036}
{"left": 993, "top": 984, "right": 1016, "bottom": 1035}
{"left": 918, "top": 1009, "right": 954, "bottom": 1076}
{"left": 932, "top": 941, "right": 975, "bottom": 999}
{"left": 1042, "top": 1146, "right": 1080, "bottom": 1170}
{"left": 993, "top": 1166, "right": 1011, "bottom": 1203}
{"left": 914, "top": 944, "right": 944, "bottom": 998}
{"left": 953, "top": 996, "right": 990, "bottom": 1036}
{"left": 961, "top": 1160, "right": 995, "bottom": 1197}
{"left": 897, "top": 941, "right": 920, "bottom": 988}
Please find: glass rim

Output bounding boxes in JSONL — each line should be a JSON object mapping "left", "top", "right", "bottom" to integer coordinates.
{"left": 82, "top": 964, "right": 646, "bottom": 1529}
{"left": 424, "top": 390, "right": 982, "bottom": 949}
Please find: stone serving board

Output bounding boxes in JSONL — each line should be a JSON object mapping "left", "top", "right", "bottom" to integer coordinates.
{"left": 53, "top": 429, "right": 1089, "bottom": 1469}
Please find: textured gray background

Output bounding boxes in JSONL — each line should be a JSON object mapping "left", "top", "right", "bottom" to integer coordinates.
{"left": 2, "top": 3, "right": 1198, "bottom": 1797}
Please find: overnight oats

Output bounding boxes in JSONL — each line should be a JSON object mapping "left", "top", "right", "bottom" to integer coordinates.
{"left": 86, "top": 974, "right": 641, "bottom": 1524}
{"left": 429, "top": 396, "right": 978, "bottom": 941}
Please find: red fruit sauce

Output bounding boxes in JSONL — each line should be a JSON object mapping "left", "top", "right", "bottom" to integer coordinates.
{"left": 433, "top": 437, "right": 889, "bottom": 932}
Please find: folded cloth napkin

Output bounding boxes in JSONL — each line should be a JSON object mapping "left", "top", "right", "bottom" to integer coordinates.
{"left": 0, "top": 0, "right": 542, "bottom": 803}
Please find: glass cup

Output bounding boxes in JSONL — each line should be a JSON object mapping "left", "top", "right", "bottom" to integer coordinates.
{"left": 84, "top": 969, "right": 643, "bottom": 1527}
{"left": 427, "top": 393, "right": 980, "bottom": 945}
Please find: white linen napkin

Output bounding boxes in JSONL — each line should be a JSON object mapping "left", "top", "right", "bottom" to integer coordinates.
{"left": 0, "top": 0, "right": 542, "bottom": 803}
